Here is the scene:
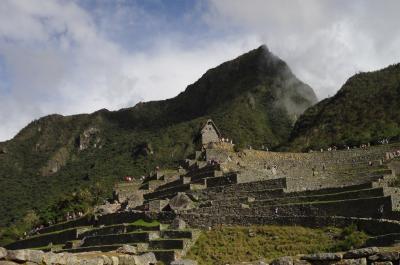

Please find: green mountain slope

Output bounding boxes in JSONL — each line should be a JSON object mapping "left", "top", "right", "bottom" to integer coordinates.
{"left": 289, "top": 63, "right": 400, "bottom": 151}
{"left": 0, "top": 45, "right": 316, "bottom": 241}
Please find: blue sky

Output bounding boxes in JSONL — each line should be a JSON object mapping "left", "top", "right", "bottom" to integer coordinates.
{"left": 0, "top": 0, "right": 400, "bottom": 140}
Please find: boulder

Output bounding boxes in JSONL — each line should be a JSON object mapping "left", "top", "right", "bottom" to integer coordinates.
{"left": 0, "top": 248, "right": 7, "bottom": 260}
{"left": 6, "top": 250, "right": 29, "bottom": 262}
{"left": 170, "top": 218, "right": 187, "bottom": 230}
{"left": 94, "top": 202, "right": 121, "bottom": 215}
{"left": 293, "top": 260, "right": 311, "bottom": 265}
{"left": 79, "top": 257, "right": 104, "bottom": 265}
{"left": 343, "top": 247, "right": 379, "bottom": 259}
{"left": 65, "top": 254, "right": 79, "bottom": 265}
{"left": 271, "top": 256, "right": 293, "bottom": 265}
{"left": 118, "top": 255, "right": 136, "bottom": 265}
{"left": 301, "top": 253, "right": 342, "bottom": 261}
{"left": 133, "top": 252, "right": 157, "bottom": 265}
{"left": 101, "top": 255, "right": 113, "bottom": 265}
{"left": 26, "top": 250, "right": 45, "bottom": 264}
{"left": 117, "top": 245, "right": 138, "bottom": 255}
{"left": 0, "top": 261, "right": 19, "bottom": 265}
{"left": 333, "top": 258, "right": 367, "bottom": 265}
{"left": 169, "top": 193, "right": 194, "bottom": 211}
{"left": 372, "top": 262, "right": 393, "bottom": 265}
{"left": 43, "top": 252, "right": 60, "bottom": 265}
{"left": 171, "top": 259, "right": 198, "bottom": 265}
{"left": 110, "top": 256, "right": 119, "bottom": 265}
{"left": 369, "top": 252, "right": 399, "bottom": 261}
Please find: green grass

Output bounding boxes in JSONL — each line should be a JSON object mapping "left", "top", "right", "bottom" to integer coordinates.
{"left": 131, "top": 219, "right": 160, "bottom": 227}
{"left": 185, "top": 225, "right": 367, "bottom": 265}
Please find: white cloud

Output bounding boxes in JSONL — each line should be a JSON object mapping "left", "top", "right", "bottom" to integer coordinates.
{"left": 0, "top": 0, "right": 260, "bottom": 141}
{"left": 205, "top": 0, "right": 400, "bottom": 98}
{"left": 1, "top": 0, "right": 400, "bottom": 141}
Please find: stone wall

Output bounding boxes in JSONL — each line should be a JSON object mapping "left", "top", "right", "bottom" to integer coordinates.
{"left": 192, "top": 196, "right": 393, "bottom": 219}
{"left": 37, "top": 216, "right": 93, "bottom": 235}
{"left": 265, "top": 247, "right": 400, "bottom": 265}
{"left": 0, "top": 247, "right": 158, "bottom": 265}
{"left": 5, "top": 228, "right": 79, "bottom": 250}
{"left": 179, "top": 214, "right": 400, "bottom": 237}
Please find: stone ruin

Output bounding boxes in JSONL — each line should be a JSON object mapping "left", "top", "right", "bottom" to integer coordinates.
{"left": 4, "top": 124, "right": 400, "bottom": 264}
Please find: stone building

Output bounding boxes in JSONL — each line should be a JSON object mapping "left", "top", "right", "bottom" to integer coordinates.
{"left": 200, "top": 119, "right": 221, "bottom": 147}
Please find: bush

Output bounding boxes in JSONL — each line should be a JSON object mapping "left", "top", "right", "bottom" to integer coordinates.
{"left": 333, "top": 224, "right": 368, "bottom": 251}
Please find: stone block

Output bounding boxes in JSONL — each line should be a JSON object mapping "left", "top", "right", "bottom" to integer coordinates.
{"left": 169, "top": 193, "right": 194, "bottom": 212}
{"left": 271, "top": 256, "right": 293, "bottom": 265}
{"left": 43, "top": 252, "right": 60, "bottom": 265}
{"left": 133, "top": 252, "right": 157, "bottom": 265}
{"left": 26, "top": 250, "right": 45, "bottom": 264}
{"left": 343, "top": 248, "right": 379, "bottom": 259}
{"left": 171, "top": 259, "right": 198, "bottom": 265}
{"left": 372, "top": 262, "right": 393, "bottom": 265}
{"left": 333, "top": 258, "right": 366, "bottom": 265}
{"left": 118, "top": 255, "right": 136, "bottom": 265}
{"left": 293, "top": 259, "right": 312, "bottom": 265}
{"left": 6, "top": 250, "right": 28, "bottom": 262}
{"left": 171, "top": 218, "right": 187, "bottom": 230}
{"left": 79, "top": 257, "right": 104, "bottom": 265}
{"left": 0, "top": 261, "right": 19, "bottom": 265}
{"left": 369, "top": 252, "right": 400, "bottom": 261}
{"left": 101, "top": 255, "right": 113, "bottom": 265}
{"left": 110, "top": 256, "right": 119, "bottom": 265}
{"left": 0, "top": 248, "right": 6, "bottom": 260}
{"left": 117, "top": 245, "right": 138, "bottom": 255}
{"left": 65, "top": 254, "right": 79, "bottom": 265}
{"left": 301, "top": 253, "right": 342, "bottom": 261}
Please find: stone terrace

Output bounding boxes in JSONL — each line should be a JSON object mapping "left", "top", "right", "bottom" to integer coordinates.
{"left": 5, "top": 143, "right": 400, "bottom": 264}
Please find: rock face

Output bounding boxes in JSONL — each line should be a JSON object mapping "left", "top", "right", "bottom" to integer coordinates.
{"left": 78, "top": 127, "right": 101, "bottom": 151}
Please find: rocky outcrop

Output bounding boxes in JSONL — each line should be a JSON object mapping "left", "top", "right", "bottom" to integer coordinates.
{"left": 78, "top": 127, "right": 101, "bottom": 151}
{"left": 94, "top": 201, "right": 121, "bottom": 215}
{"left": 41, "top": 147, "right": 70, "bottom": 176}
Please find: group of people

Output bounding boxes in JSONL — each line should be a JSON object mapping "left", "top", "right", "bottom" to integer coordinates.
{"left": 207, "top": 159, "right": 220, "bottom": 166}
{"left": 309, "top": 142, "right": 388, "bottom": 153}
{"left": 64, "top": 211, "right": 84, "bottom": 221}
{"left": 220, "top": 137, "right": 233, "bottom": 144}
{"left": 124, "top": 176, "right": 134, "bottom": 182}
{"left": 379, "top": 138, "right": 390, "bottom": 145}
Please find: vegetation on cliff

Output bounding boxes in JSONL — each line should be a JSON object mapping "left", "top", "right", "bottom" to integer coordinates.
{"left": 289, "top": 63, "right": 400, "bottom": 151}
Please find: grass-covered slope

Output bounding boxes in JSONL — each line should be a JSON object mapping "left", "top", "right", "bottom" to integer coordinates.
{"left": 289, "top": 63, "right": 400, "bottom": 151}
{"left": 0, "top": 45, "right": 316, "bottom": 240}
{"left": 185, "top": 225, "right": 367, "bottom": 265}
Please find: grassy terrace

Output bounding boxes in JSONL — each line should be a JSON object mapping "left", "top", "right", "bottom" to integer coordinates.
{"left": 185, "top": 225, "right": 368, "bottom": 265}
